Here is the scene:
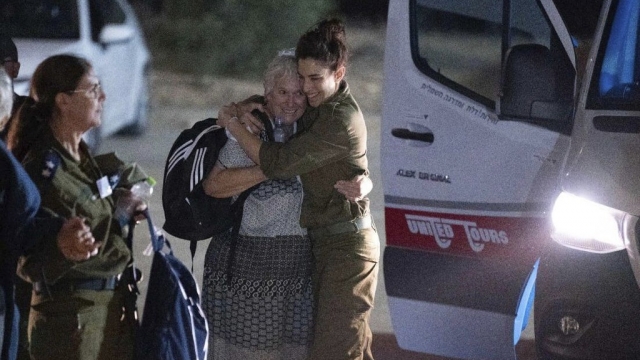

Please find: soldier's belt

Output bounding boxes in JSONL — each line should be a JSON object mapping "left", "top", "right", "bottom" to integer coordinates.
{"left": 33, "top": 276, "right": 119, "bottom": 295}
{"left": 307, "top": 215, "right": 372, "bottom": 239}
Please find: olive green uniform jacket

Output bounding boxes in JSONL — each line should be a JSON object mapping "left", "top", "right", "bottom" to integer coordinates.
{"left": 260, "top": 80, "right": 379, "bottom": 360}
{"left": 16, "top": 129, "right": 148, "bottom": 290}
{"left": 259, "top": 80, "right": 370, "bottom": 230}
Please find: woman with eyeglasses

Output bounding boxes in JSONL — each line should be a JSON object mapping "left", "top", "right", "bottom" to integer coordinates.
{"left": 6, "top": 54, "right": 150, "bottom": 360}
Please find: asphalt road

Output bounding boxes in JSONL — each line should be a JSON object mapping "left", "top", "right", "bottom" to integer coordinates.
{"left": 100, "top": 104, "right": 536, "bottom": 359}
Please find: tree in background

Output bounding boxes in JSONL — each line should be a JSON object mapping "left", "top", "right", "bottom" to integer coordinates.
{"left": 134, "top": 0, "right": 337, "bottom": 78}
{"left": 338, "top": 0, "right": 388, "bottom": 22}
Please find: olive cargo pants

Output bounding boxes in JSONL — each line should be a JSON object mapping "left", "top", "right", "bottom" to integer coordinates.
{"left": 309, "top": 227, "right": 380, "bottom": 360}
{"left": 28, "top": 287, "right": 134, "bottom": 360}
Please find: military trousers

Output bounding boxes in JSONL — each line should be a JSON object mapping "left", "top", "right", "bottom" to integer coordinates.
{"left": 309, "top": 226, "right": 380, "bottom": 360}
{"left": 27, "top": 286, "right": 134, "bottom": 360}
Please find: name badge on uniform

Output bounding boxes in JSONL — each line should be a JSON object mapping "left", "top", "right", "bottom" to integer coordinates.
{"left": 96, "top": 176, "right": 113, "bottom": 199}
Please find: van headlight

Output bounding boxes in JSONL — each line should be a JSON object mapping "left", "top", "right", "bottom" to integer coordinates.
{"left": 551, "top": 192, "right": 626, "bottom": 253}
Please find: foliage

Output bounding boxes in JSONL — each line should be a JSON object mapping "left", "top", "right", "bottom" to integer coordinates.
{"left": 139, "top": 0, "right": 337, "bottom": 78}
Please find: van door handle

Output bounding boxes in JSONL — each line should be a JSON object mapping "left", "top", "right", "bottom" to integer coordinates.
{"left": 391, "top": 124, "right": 434, "bottom": 147}
{"left": 392, "top": 128, "right": 434, "bottom": 142}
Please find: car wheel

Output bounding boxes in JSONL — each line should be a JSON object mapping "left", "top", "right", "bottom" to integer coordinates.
{"left": 118, "top": 71, "right": 149, "bottom": 136}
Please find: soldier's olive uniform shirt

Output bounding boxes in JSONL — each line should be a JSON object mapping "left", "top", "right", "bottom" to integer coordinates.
{"left": 259, "top": 81, "right": 370, "bottom": 229}
{"left": 261, "top": 81, "right": 379, "bottom": 359}
{"left": 17, "top": 129, "right": 147, "bottom": 287}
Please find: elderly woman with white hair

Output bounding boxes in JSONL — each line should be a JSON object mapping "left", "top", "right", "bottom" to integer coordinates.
{"left": 201, "top": 50, "right": 371, "bottom": 360}
{"left": 201, "top": 50, "right": 313, "bottom": 360}
{"left": 0, "top": 69, "right": 92, "bottom": 360}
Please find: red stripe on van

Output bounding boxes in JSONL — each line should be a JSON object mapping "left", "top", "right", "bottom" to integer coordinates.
{"left": 385, "top": 207, "right": 550, "bottom": 261}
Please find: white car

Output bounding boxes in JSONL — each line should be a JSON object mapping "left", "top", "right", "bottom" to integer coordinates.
{"left": 0, "top": 0, "right": 151, "bottom": 151}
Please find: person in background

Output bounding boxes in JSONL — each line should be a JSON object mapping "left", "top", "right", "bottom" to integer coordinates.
{"left": 202, "top": 49, "right": 372, "bottom": 360}
{"left": 6, "top": 54, "right": 150, "bottom": 360}
{"left": 0, "top": 67, "right": 95, "bottom": 360}
{"left": 217, "top": 18, "right": 379, "bottom": 360}
{"left": 0, "top": 34, "right": 37, "bottom": 360}
{"left": 0, "top": 35, "right": 26, "bottom": 140}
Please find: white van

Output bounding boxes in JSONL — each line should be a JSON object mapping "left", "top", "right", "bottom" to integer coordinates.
{"left": 382, "top": 0, "right": 640, "bottom": 359}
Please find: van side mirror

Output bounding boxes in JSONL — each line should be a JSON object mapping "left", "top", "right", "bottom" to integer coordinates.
{"left": 498, "top": 44, "right": 573, "bottom": 131}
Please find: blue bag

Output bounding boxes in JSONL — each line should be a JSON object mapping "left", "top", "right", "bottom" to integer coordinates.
{"left": 135, "top": 210, "right": 209, "bottom": 360}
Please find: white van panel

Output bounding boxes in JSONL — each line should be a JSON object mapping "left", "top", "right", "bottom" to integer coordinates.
{"left": 388, "top": 298, "right": 518, "bottom": 359}
{"left": 382, "top": 0, "right": 574, "bottom": 358}
{"left": 384, "top": 74, "right": 569, "bottom": 206}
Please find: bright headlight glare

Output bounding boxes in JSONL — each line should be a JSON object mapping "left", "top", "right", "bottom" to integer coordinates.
{"left": 551, "top": 192, "right": 626, "bottom": 253}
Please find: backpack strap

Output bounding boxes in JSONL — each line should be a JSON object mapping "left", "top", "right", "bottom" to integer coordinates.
{"left": 224, "top": 183, "right": 257, "bottom": 285}
{"left": 186, "top": 179, "right": 250, "bottom": 273}
{"left": 189, "top": 240, "right": 198, "bottom": 273}
{"left": 123, "top": 215, "right": 145, "bottom": 329}
{"left": 251, "top": 109, "right": 274, "bottom": 142}
{"left": 224, "top": 110, "right": 275, "bottom": 285}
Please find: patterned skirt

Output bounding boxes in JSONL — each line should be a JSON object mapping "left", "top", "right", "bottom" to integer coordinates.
{"left": 202, "top": 229, "right": 313, "bottom": 360}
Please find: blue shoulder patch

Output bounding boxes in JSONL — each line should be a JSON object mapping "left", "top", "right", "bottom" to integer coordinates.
{"left": 42, "top": 150, "right": 61, "bottom": 180}
{"left": 108, "top": 173, "right": 121, "bottom": 188}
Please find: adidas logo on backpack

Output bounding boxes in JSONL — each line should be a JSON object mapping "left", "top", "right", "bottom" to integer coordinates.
{"left": 162, "top": 118, "right": 235, "bottom": 241}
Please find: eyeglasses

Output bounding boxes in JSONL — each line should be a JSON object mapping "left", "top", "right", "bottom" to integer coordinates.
{"left": 70, "top": 83, "right": 102, "bottom": 99}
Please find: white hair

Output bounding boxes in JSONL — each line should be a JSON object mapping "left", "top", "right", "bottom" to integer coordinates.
{"left": 263, "top": 48, "right": 298, "bottom": 96}
{"left": 0, "top": 68, "right": 12, "bottom": 130}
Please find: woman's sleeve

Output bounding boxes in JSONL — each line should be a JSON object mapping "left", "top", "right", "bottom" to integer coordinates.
{"left": 16, "top": 212, "right": 71, "bottom": 283}
{"left": 259, "top": 106, "right": 352, "bottom": 179}
{"left": 93, "top": 152, "right": 149, "bottom": 188}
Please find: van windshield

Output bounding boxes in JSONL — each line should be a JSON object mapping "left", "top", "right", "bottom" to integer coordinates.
{"left": 589, "top": 0, "right": 640, "bottom": 110}
{"left": 0, "top": 0, "right": 80, "bottom": 39}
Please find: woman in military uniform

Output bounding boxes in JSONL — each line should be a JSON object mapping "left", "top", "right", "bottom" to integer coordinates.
{"left": 6, "top": 55, "right": 149, "bottom": 360}
{"left": 0, "top": 67, "right": 100, "bottom": 360}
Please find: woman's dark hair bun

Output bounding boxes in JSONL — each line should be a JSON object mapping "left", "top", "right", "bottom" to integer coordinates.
{"left": 318, "top": 18, "right": 345, "bottom": 43}
{"left": 296, "top": 18, "right": 349, "bottom": 71}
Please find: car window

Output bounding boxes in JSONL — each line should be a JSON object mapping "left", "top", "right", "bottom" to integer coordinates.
{"left": 587, "top": 0, "right": 640, "bottom": 111}
{"left": 0, "top": 0, "right": 80, "bottom": 39}
{"left": 412, "top": 0, "right": 551, "bottom": 108}
{"left": 88, "top": 0, "right": 126, "bottom": 41}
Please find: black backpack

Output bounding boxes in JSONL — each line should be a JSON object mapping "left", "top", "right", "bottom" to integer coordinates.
{"left": 162, "top": 118, "right": 233, "bottom": 241}
{"left": 161, "top": 113, "right": 273, "bottom": 263}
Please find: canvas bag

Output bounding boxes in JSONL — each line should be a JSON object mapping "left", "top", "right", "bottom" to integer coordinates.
{"left": 135, "top": 209, "right": 209, "bottom": 360}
